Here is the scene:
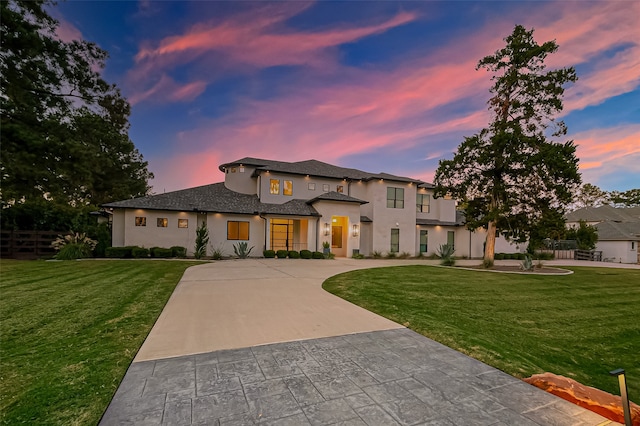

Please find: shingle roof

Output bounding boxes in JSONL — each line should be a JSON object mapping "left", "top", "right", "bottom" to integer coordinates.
{"left": 103, "top": 183, "right": 319, "bottom": 217}
{"left": 566, "top": 205, "right": 640, "bottom": 223}
{"left": 416, "top": 210, "right": 465, "bottom": 227}
{"left": 220, "top": 157, "right": 423, "bottom": 184}
{"left": 307, "top": 191, "right": 368, "bottom": 205}
{"left": 595, "top": 221, "right": 640, "bottom": 241}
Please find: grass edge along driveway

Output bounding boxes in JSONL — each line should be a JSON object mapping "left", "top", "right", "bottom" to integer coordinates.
{"left": 0, "top": 259, "right": 203, "bottom": 426}
{"left": 323, "top": 265, "right": 640, "bottom": 402}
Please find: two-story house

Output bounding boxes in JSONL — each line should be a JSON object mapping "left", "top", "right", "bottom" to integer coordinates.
{"left": 103, "top": 157, "right": 496, "bottom": 258}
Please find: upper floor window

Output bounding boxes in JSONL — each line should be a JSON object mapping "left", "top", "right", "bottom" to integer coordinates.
{"left": 337, "top": 185, "right": 344, "bottom": 193}
{"left": 417, "top": 194, "right": 430, "bottom": 213}
{"left": 157, "top": 218, "right": 168, "bottom": 227}
{"left": 228, "top": 221, "right": 249, "bottom": 240}
{"left": 323, "top": 184, "right": 330, "bottom": 192}
{"left": 270, "top": 179, "right": 280, "bottom": 195}
{"left": 308, "top": 183, "right": 316, "bottom": 190}
{"left": 135, "top": 217, "right": 146, "bottom": 226}
{"left": 387, "top": 187, "right": 404, "bottom": 208}
{"left": 283, "top": 180, "right": 293, "bottom": 196}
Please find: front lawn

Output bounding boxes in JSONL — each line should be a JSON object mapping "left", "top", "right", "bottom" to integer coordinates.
{"left": 0, "top": 259, "right": 203, "bottom": 425}
{"left": 323, "top": 265, "right": 640, "bottom": 400}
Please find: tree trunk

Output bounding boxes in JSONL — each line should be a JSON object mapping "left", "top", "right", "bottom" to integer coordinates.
{"left": 485, "top": 220, "right": 497, "bottom": 263}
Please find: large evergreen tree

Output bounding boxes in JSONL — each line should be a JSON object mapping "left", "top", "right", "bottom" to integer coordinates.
{"left": 434, "top": 25, "right": 580, "bottom": 265}
{"left": 1, "top": 0, "right": 152, "bottom": 229}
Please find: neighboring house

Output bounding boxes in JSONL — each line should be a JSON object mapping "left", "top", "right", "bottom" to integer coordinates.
{"left": 565, "top": 205, "right": 640, "bottom": 263}
{"left": 103, "top": 157, "right": 515, "bottom": 258}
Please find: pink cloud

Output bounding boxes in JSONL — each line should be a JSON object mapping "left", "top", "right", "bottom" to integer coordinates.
{"left": 129, "top": 74, "right": 207, "bottom": 105}
{"left": 572, "top": 125, "right": 640, "bottom": 172}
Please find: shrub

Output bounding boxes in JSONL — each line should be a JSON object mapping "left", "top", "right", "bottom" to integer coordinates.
{"left": 233, "top": 242, "right": 254, "bottom": 258}
{"left": 170, "top": 246, "right": 186, "bottom": 258}
{"left": 398, "top": 251, "right": 411, "bottom": 259}
{"left": 263, "top": 250, "right": 276, "bottom": 258}
{"left": 372, "top": 251, "right": 383, "bottom": 259}
{"left": 152, "top": 247, "right": 173, "bottom": 258}
{"left": 520, "top": 255, "right": 534, "bottom": 271}
{"left": 325, "top": 252, "right": 335, "bottom": 259}
{"left": 386, "top": 251, "right": 397, "bottom": 259}
{"left": 437, "top": 244, "right": 455, "bottom": 266}
{"left": 92, "top": 223, "right": 111, "bottom": 258}
{"left": 51, "top": 232, "right": 98, "bottom": 259}
{"left": 352, "top": 253, "right": 365, "bottom": 259}
{"left": 288, "top": 250, "right": 300, "bottom": 259}
{"left": 105, "top": 247, "right": 132, "bottom": 258}
{"left": 276, "top": 250, "right": 289, "bottom": 259}
{"left": 300, "top": 250, "right": 312, "bottom": 259}
{"left": 56, "top": 243, "right": 92, "bottom": 260}
{"left": 312, "top": 251, "right": 324, "bottom": 259}
{"left": 149, "top": 247, "right": 160, "bottom": 258}
{"left": 194, "top": 222, "right": 209, "bottom": 259}
{"left": 517, "top": 253, "right": 526, "bottom": 260}
{"left": 131, "top": 247, "right": 150, "bottom": 258}
{"left": 494, "top": 253, "right": 505, "bottom": 260}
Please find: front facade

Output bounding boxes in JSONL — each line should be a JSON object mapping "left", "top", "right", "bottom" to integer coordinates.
{"left": 565, "top": 205, "right": 640, "bottom": 264}
{"left": 104, "top": 158, "right": 500, "bottom": 258}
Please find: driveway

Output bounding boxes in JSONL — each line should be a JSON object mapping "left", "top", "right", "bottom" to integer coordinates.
{"left": 100, "top": 258, "right": 618, "bottom": 425}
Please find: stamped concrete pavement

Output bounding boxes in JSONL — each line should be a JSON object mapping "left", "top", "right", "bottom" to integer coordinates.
{"left": 101, "top": 259, "right": 620, "bottom": 425}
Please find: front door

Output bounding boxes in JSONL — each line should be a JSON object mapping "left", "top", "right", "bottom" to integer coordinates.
{"left": 271, "top": 223, "right": 290, "bottom": 251}
{"left": 331, "top": 225, "right": 343, "bottom": 249}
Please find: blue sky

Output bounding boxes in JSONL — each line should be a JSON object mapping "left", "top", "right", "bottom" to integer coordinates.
{"left": 53, "top": 1, "right": 639, "bottom": 193}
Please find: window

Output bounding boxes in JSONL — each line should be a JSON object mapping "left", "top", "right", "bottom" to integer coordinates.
{"left": 157, "top": 218, "right": 168, "bottom": 227}
{"left": 178, "top": 219, "right": 188, "bottom": 228}
{"left": 417, "top": 194, "right": 430, "bottom": 213}
{"left": 270, "top": 179, "right": 280, "bottom": 195}
{"left": 283, "top": 180, "right": 293, "bottom": 196}
{"left": 239, "top": 167, "right": 245, "bottom": 173}
{"left": 632, "top": 242, "right": 636, "bottom": 250}
{"left": 390, "top": 229, "right": 400, "bottom": 253}
{"left": 227, "top": 221, "right": 249, "bottom": 240}
{"left": 308, "top": 183, "right": 316, "bottom": 190}
{"left": 323, "top": 184, "right": 330, "bottom": 192}
{"left": 447, "top": 231, "right": 455, "bottom": 250}
{"left": 230, "top": 167, "right": 237, "bottom": 173}
{"left": 135, "top": 217, "right": 146, "bottom": 226}
{"left": 337, "top": 185, "right": 344, "bottom": 193}
{"left": 420, "top": 230, "right": 428, "bottom": 253}
{"left": 387, "top": 187, "right": 404, "bottom": 208}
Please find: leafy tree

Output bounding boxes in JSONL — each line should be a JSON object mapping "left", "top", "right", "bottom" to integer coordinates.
{"left": 566, "top": 220, "right": 598, "bottom": 250}
{"left": 434, "top": 25, "right": 580, "bottom": 265}
{"left": 609, "top": 189, "right": 640, "bottom": 207}
{"left": 569, "top": 183, "right": 609, "bottom": 211}
{"left": 0, "top": 0, "right": 152, "bottom": 229}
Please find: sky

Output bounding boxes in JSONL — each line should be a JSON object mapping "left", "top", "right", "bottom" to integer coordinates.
{"left": 52, "top": 1, "right": 639, "bottom": 194}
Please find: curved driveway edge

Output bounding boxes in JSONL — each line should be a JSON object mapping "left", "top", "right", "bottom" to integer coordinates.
{"left": 135, "top": 259, "right": 424, "bottom": 362}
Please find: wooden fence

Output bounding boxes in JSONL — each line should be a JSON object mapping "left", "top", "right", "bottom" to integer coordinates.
{"left": 0, "top": 230, "right": 61, "bottom": 259}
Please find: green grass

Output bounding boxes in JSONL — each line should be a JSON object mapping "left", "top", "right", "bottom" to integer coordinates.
{"left": 323, "top": 265, "right": 640, "bottom": 401}
{"left": 0, "top": 259, "right": 203, "bottom": 425}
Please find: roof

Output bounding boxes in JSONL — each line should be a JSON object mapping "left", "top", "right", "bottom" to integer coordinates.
{"left": 307, "top": 191, "right": 368, "bottom": 205}
{"left": 103, "top": 183, "right": 320, "bottom": 217}
{"left": 595, "top": 221, "right": 640, "bottom": 241}
{"left": 416, "top": 211, "right": 465, "bottom": 227}
{"left": 220, "top": 157, "right": 424, "bottom": 184}
{"left": 566, "top": 205, "right": 640, "bottom": 223}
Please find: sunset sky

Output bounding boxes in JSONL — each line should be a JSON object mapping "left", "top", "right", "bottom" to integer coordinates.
{"left": 53, "top": 1, "right": 639, "bottom": 194}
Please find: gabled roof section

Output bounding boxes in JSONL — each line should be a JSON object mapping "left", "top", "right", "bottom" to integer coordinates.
{"left": 307, "top": 191, "right": 368, "bottom": 205}
{"left": 566, "top": 205, "right": 640, "bottom": 223}
{"left": 103, "top": 183, "right": 319, "bottom": 217}
{"left": 220, "top": 157, "right": 424, "bottom": 184}
{"left": 595, "top": 221, "right": 640, "bottom": 241}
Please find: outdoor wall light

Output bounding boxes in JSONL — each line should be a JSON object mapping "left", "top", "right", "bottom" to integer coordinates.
{"left": 323, "top": 222, "right": 331, "bottom": 236}
{"left": 352, "top": 224, "right": 360, "bottom": 237}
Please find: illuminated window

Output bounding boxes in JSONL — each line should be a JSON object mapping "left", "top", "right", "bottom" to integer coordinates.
{"left": 230, "top": 167, "right": 237, "bottom": 173}
{"left": 157, "top": 218, "right": 168, "bottom": 227}
{"left": 178, "top": 219, "right": 188, "bottom": 228}
{"left": 227, "top": 221, "right": 249, "bottom": 240}
{"left": 135, "top": 217, "right": 146, "bottom": 226}
{"left": 417, "top": 194, "right": 430, "bottom": 213}
{"left": 270, "top": 179, "right": 280, "bottom": 194}
{"left": 337, "top": 185, "right": 344, "bottom": 193}
{"left": 390, "top": 228, "right": 399, "bottom": 253}
{"left": 283, "top": 180, "right": 293, "bottom": 196}
{"left": 387, "top": 187, "right": 404, "bottom": 208}
{"left": 308, "top": 183, "right": 316, "bottom": 190}
{"left": 323, "top": 184, "right": 329, "bottom": 192}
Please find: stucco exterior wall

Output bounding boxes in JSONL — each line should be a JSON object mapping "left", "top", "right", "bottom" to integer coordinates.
{"left": 206, "top": 213, "right": 266, "bottom": 257}
{"left": 112, "top": 209, "right": 126, "bottom": 247}
{"left": 223, "top": 165, "right": 258, "bottom": 195}
{"left": 257, "top": 172, "right": 354, "bottom": 204}
{"left": 597, "top": 240, "right": 638, "bottom": 264}
{"left": 312, "top": 200, "right": 361, "bottom": 257}
{"left": 121, "top": 209, "right": 198, "bottom": 254}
